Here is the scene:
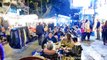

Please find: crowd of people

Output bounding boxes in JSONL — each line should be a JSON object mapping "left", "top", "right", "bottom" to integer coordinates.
{"left": 34, "top": 19, "right": 107, "bottom": 60}
{"left": 0, "top": 17, "right": 107, "bottom": 60}
{"left": 34, "top": 20, "right": 84, "bottom": 60}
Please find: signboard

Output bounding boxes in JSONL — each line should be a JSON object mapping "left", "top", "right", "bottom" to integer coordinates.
{"left": 83, "top": 9, "right": 94, "bottom": 14}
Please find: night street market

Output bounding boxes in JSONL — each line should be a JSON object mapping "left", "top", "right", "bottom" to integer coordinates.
{"left": 0, "top": 0, "right": 107, "bottom": 60}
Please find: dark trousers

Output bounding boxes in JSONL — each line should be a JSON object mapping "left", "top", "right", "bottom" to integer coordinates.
{"left": 102, "top": 36, "right": 107, "bottom": 45}
{"left": 96, "top": 29, "right": 100, "bottom": 39}
{"left": 102, "top": 32, "right": 107, "bottom": 45}
{"left": 81, "top": 32, "right": 85, "bottom": 41}
{"left": 37, "top": 34, "right": 44, "bottom": 45}
{"left": 84, "top": 32, "right": 91, "bottom": 40}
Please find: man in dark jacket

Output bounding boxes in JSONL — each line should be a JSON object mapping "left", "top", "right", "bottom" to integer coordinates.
{"left": 36, "top": 23, "right": 44, "bottom": 45}
{"left": 48, "top": 22, "right": 54, "bottom": 31}
{"left": 42, "top": 32, "right": 57, "bottom": 48}
{"left": 96, "top": 20, "right": 100, "bottom": 40}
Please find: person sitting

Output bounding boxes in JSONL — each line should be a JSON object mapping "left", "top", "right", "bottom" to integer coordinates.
{"left": 61, "top": 33, "right": 74, "bottom": 49}
{"left": 53, "top": 27, "right": 58, "bottom": 36}
{"left": 54, "top": 28, "right": 64, "bottom": 36}
{"left": 41, "top": 42, "right": 57, "bottom": 60}
{"left": 42, "top": 32, "right": 57, "bottom": 48}
{"left": 54, "top": 28, "right": 65, "bottom": 41}
{"left": 60, "top": 34, "right": 74, "bottom": 56}
{"left": 71, "top": 37, "right": 83, "bottom": 60}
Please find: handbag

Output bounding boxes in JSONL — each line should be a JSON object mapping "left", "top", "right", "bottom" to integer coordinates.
{"left": 84, "top": 29, "right": 91, "bottom": 33}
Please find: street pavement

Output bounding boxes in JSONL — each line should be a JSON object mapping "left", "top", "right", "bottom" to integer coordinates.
{"left": 81, "top": 36, "right": 107, "bottom": 60}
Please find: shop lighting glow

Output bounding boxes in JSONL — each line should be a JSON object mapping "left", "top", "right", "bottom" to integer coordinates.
{"left": 72, "top": 0, "right": 91, "bottom": 7}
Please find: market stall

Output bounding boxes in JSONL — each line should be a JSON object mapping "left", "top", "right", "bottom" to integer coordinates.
{"left": 0, "top": 14, "right": 38, "bottom": 49}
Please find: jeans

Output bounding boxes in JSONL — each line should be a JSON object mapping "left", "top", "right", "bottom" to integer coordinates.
{"left": 81, "top": 32, "right": 85, "bottom": 41}
{"left": 37, "top": 34, "right": 44, "bottom": 45}
{"left": 84, "top": 32, "right": 91, "bottom": 40}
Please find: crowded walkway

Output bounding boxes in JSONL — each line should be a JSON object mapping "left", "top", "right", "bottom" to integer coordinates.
{"left": 0, "top": 19, "right": 107, "bottom": 60}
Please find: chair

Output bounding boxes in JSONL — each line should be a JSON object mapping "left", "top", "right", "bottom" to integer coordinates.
{"left": 43, "top": 53, "right": 58, "bottom": 60}
{"left": 19, "top": 56, "right": 46, "bottom": 60}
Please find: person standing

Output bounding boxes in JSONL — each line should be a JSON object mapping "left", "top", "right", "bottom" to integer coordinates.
{"left": 81, "top": 20, "right": 85, "bottom": 41}
{"left": 36, "top": 22, "right": 44, "bottom": 45}
{"left": 96, "top": 19, "right": 101, "bottom": 40}
{"left": 102, "top": 21, "right": 107, "bottom": 45}
{"left": 84, "top": 19, "right": 91, "bottom": 41}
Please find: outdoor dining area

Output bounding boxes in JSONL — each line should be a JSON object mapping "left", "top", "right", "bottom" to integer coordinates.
{"left": 19, "top": 32, "right": 83, "bottom": 60}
